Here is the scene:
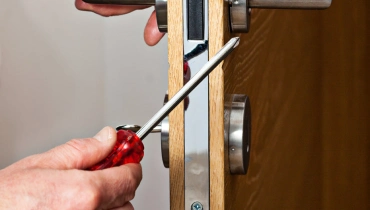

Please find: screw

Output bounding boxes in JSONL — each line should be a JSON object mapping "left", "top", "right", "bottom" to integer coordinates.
{"left": 191, "top": 201, "right": 203, "bottom": 210}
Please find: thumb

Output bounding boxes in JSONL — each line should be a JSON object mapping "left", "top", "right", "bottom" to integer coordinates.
{"left": 38, "top": 126, "right": 117, "bottom": 170}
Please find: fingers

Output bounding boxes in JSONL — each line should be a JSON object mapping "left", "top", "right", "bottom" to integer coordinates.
{"left": 34, "top": 127, "right": 117, "bottom": 170}
{"left": 144, "top": 11, "right": 165, "bottom": 46}
{"left": 75, "top": 0, "right": 149, "bottom": 17}
{"left": 93, "top": 164, "right": 142, "bottom": 208}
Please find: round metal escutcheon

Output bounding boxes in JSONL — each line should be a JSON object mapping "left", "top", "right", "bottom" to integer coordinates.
{"left": 229, "top": 0, "right": 251, "bottom": 33}
{"left": 161, "top": 94, "right": 170, "bottom": 168}
{"left": 161, "top": 115, "right": 170, "bottom": 168}
{"left": 226, "top": 94, "right": 251, "bottom": 175}
{"left": 155, "top": 0, "right": 168, "bottom": 32}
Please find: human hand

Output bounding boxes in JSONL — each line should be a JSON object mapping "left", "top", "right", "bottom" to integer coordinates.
{"left": 0, "top": 127, "right": 142, "bottom": 210}
{"left": 75, "top": 0, "right": 165, "bottom": 46}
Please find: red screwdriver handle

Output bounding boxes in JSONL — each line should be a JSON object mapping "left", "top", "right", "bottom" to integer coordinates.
{"left": 89, "top": 130, "right": 144, "bottom": 170}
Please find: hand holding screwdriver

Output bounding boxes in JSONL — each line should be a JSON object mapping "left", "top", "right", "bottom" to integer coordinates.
{"left": 89, "top": 130, "right": 144, "bottom": 170}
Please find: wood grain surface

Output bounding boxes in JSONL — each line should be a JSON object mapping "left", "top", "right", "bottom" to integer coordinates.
{"left": 168, "top": 0, "right": 184, "bottom": 208}
{"left": 321, "top": 1, "right": 370, "bottom": 209}
{"left": 223, "top": 9, "right": 323, "bottom": 209}
{"left": 208, "top": 0, "right": 228, "bottom": 209}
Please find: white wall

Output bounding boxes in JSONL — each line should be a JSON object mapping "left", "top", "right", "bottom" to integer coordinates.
{"left": 0, "top": 1, "right": 169, "bottom": 209}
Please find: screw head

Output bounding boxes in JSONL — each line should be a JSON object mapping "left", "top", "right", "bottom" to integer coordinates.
{"left": 191, "top": 201, "right": 203, "bottom": 210}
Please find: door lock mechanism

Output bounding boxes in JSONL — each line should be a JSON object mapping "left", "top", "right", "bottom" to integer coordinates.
{"left": 160, "top": 94, "right": 251, "bottom": 175}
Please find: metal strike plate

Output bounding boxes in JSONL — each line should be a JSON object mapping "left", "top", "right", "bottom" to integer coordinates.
{"left": 228, "top": 0, "right": 332, "bottom": 32}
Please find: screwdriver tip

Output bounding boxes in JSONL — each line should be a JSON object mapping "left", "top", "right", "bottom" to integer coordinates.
{"left": 232, "top": 37, "right": 240, "bottom": 48}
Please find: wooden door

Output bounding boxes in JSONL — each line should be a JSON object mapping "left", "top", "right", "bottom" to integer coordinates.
{"left": 167, "top": 0, "right": 370, "bottom": 209}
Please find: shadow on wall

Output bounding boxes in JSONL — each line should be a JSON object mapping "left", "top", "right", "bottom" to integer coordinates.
{"left": 0, "top": 1, "right": 105, "bottom": 167}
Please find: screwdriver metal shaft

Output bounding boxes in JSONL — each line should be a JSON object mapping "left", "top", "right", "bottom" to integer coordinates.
{"left": 136, "top": 37, "right": 240, "bottom": 140}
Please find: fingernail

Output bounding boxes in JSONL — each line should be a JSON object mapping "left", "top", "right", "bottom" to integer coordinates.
{"left": 94, "top": 127, "right": 112, "bottom": 142}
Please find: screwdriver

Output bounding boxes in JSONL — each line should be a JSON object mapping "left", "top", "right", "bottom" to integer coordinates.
{"left": 89, "top": 37, "right": 240, "bottom": 170}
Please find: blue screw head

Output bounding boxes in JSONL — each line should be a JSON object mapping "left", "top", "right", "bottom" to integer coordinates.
{"left": 191, "top": 201, "right": 203, "bottom": 210}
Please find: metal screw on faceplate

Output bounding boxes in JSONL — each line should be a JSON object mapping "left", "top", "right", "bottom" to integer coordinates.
{"left": 191, "top": 201, "right": 203, "bottom": 210}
